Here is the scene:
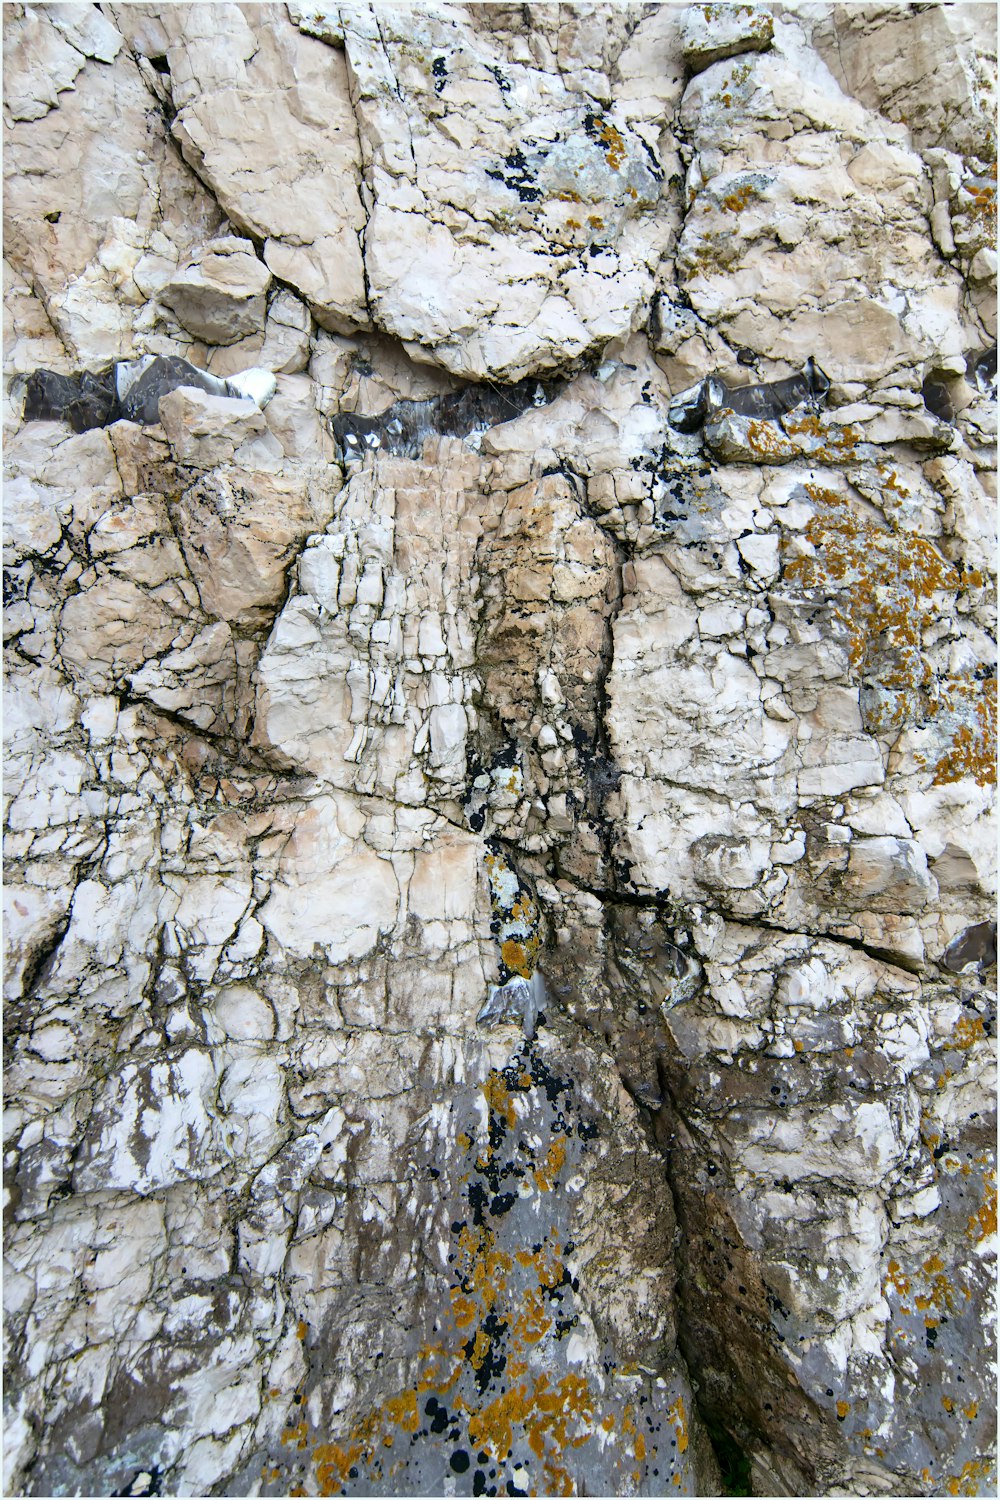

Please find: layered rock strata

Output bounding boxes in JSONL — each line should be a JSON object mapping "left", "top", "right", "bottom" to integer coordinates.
{"left": 3, "top": 4, "right": 996, "bottom": 1499}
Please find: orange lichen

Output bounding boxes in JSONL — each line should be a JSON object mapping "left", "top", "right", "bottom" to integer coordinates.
{"left": 836, "top": 1400, "right": 851, "bottom": 1419}
{"left": 885, "top": 1259, "right": 911, "bottom": 1295}
{"left": 782, "top": 485, "right": 993, "bottom": 777}
{"left": 944, "top": 1015, "right": 987, "bottom": 1050}
{"left": 667, "top": 1395, "right": 689, "bottom": 1454}
{"left": 534, "top": 1137, "right": 567, "bottom": 1192}
{"left": 263, "top": 1064, "right": 692, "bottom": 1496}
{"left": 591, "top": 116, "right": 627, "bottom": 171}
{"left": 929, "top": 678, "right": 997, "bottom": 788}
{"left": 968, "top": 1180, "right": 997, "bottom": 1243}
{"left": 384, "top": 1390, "right": 419, "bottom": 1434}
{"left": 946, "top": 1457, "right": 997, "bottom": 1495}
{"left": 313, "top": 1441, "right": 363, "bottom": 1494}
{"left": 722, "top": 181, "right": 758, "bottom": 212}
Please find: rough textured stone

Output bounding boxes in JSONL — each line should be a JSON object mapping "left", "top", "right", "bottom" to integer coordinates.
{"left": 3, "top": 5, "right": 996, "bottom": 1500}
{"left": 158, "top": 236, "right": 271, "bottom": 345}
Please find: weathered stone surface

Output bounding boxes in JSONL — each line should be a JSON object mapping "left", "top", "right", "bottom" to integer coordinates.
{"left": 680, "top": 2, "right": 774, "bottom": 75}
{"left": 294, "top": 1, "right": 676, "bottom": 379}
{"left": 158, "top": 236, "right": 271, "bottom": 345}
{"left": 157, "top": 1, "right": 368, "bottom": 332}
{"left": 3, "top": 5, "right": 996, "bottom": 1499}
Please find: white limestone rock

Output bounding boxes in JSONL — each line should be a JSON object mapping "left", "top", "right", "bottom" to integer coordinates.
{"left": 158, "top": 237, "right": 271, "bottom": 345}
{"left": 2, "top": 7, "right": 996, "bottom": 1499}
{"left": 161, "top": 1, "right": 368, "bottom": 332}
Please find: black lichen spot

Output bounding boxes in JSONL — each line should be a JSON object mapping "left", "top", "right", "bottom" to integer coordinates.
{"left": 451, "top": 1450, "right": 471, "bottom": 1474}
{"left": 425, "top": 1396, "right": 451, "bottom": 1435}
{"left": 486, "top": 147, "right": 543, "bottom": 203}
{"left": 473, "top": 1469, "right": 488, "bottom": 1495}
{"left": 464, "top": 1311, "right": 508, "bottom": 1392}
{"left": 432, "top": 56, "right": 447, "bottom": 95}
{"left": 487, "top": 64, "right": 511, "bottom": 95}
{"left": 468, "top": 1182, "right": 490, "bottom": 1226}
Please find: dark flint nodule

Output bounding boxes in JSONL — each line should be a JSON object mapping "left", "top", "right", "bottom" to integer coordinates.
{"left": 668, "top": 356, "right": 831, "bottom": 433}
{"left": 922, "top": 371, "right": 957, "bottom": 423}
{"left": 24, "top": 356, "right": 235, "bottom": 430}
{"left": 331, "top": 378, "right": 553, "bottom": 461}
{"left": 970, "top": 345, "right": 997, "bottom": 394}
{"left": 942, "top": 920, "right": 997, "bottom": 973}
{"left": 119, "top": 355, "right": 227, "bottom": 424}
{"left": 24, "top": 368, "right": 119, "bottom": 432}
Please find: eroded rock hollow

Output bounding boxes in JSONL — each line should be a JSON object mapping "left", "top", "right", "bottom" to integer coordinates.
{"left": 3, "top": 3, "right": 996, "bottom": 1497}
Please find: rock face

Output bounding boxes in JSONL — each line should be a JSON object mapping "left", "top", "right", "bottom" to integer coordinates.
{"left": 3, "top": 5, "right": 996, "bottom": 1500}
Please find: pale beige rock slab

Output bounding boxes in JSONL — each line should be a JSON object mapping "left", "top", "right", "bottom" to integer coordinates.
{"left": 162, "top": 2, "right": 368, "bottom": 332}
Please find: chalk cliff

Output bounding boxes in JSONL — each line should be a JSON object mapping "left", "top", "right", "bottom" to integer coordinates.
{"left": 3, "top": 4, "right": 996, "bottom": 1496}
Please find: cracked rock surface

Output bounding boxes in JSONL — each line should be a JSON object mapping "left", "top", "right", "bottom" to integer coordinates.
{"left": 3, "top": 4, "right": 996, "bottom": 1498}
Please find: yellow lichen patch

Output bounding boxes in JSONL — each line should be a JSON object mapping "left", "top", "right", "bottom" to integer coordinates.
{"left": 782, "top": 413, "right": 863, "bottom": 459}
{"left": 929, "top": 678, "right": 996, "bottom": 787}
{"left": 313, "top": 1441, "right": 363, "bottom": 1494}
{"left": 743, "top": 417, "right": 792, "bottom": 459}
{"left": 513, "top": 1285, "right": 554, "bottom": 1346}
{"left": 964, "top": 1401, "right": 979, "bottom": 1420}
{"left": 836, "top": 1400, "right": 851, "bottom": 1419}
{"left": 781, "top": 484, "right": 990, "bottom": 758}
{"left": 967, "top": 1180, "right": 997, "bottom": 1243}
{"left": 482, "top": 1072, "right": 517, "bottom": 1128}
{"left": 591, "top": 116, "right": 627, "bottom": 171}
{"left": 534, "top": 1137, "right": 568, "bottom": 1192}
{"left": 450, "top": 1289, "right": 478, "bottom": 1329}
{"left": 470, "top": 1328, "right": 491, "bottom": 1369}
{"left": 721, "top": 181, "right": 758, "bottom": 213}
{"left": 385, "top": 1389, "right": 419, "bottom": 1434}
{"left": 667, "top": 1395, "right": 689, "bottom": 1454}
{"left": 943, "top": 1395, "right": 955, "bottom": 1412}
{"left": 947, "top": 1457, "right": 997, "bottom": 1495}
{"left": 297, "top": 1320, "right": 308, "bottom": 1340}
{"left": 500, "top": 930, "right": 540, "bottom": 977}
{"left": 944, "top": 1014, "right": 987, "bottom": 1050}
{"left": 885, "top": 1260, "right": 911, "bottom": 1295}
